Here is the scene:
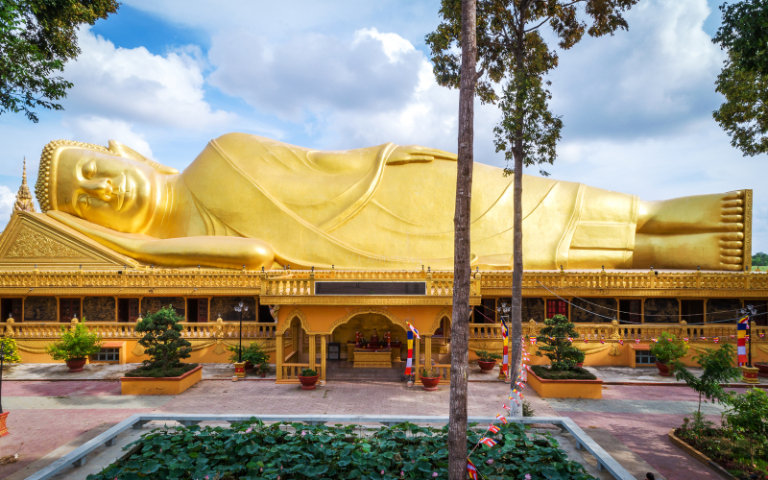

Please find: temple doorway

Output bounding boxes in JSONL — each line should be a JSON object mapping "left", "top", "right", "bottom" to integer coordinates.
{"left": 326, "top": 312, "right": 407, "bottom": 381}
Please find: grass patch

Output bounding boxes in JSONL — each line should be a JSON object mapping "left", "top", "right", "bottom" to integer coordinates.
{"left": 123, "top": 363, "right": 198, "bottom": 378}
{"left": 675, "top": 426, "right": 767, "bottom": 478}
{"left": 88, "top": 420, "right": 597, "bottom": 480}
{"left": 531, "top": 365, "right": 597, "bottom": 380}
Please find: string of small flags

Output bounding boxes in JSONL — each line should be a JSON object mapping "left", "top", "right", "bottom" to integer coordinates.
{"left": 519, "top": 334, "right": 765, "bottom": 344}
{"left": 467, "top": 343, "right": 530, "bottom": 478}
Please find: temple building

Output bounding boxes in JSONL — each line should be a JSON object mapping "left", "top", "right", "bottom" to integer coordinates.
{"left": 0, "top": 137, "right": 766, "bottom": 384}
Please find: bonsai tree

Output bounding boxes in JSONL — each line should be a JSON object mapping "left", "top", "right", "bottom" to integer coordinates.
{"left": 45, "top": 318, "right": 101, "bottom": 362}
{"left": 475, "top": 350, "right": 502, "bottom": 363}
{"left": 0, "top": 338, "right": 22, "bottom": 364}
{"left": 536, "top": 314, "right": 583, "bottom": 371}
{"left": 132, "top": 306, "right": 193, "bottom": 377}
{"left": 672, "top": 343, "right": 741, "bottom": 418}
{"left": 650, "top": 332, "right": 689, "bottom": 365}
{"left": 421, "top": 368, "right": 441, "bottom": 378}
{"left": 574, "top": 348, "right": 586, "bottom": 365}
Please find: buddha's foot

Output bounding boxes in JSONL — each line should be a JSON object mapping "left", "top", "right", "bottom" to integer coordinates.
{"left": 634, "top": 231, "right": 744, "bottom": 271}
{"left": 637, "top": 190, "right": 744, "bottom": 235}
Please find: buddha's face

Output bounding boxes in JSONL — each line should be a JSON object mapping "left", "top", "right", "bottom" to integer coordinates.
{"left": 52, "top": 147, "right": 162, "bottom": 233}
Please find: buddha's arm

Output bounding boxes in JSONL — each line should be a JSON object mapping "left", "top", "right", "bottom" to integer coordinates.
{"left": 47, "top": 211, "right": 274, "bottom": 270}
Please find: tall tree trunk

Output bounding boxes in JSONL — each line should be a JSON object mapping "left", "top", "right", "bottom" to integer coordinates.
{"left": 508, "top": 29, "right": 526, "bottom": 418}
{"left": 449, "top": 0, "right": 476, "bottom": 478}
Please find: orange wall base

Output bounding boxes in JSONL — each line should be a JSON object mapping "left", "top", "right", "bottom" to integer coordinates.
{"left": 120, "top": 365, "right": 203, "bottom": 395}
{"left": 527, "top": 369, "right": 603, "bottom": 399}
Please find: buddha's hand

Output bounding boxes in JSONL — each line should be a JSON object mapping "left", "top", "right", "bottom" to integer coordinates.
{"left": 387, "top": 145, "right": 458, "bottom": 165}
{"left": 47, "top": 211, "right": 275, "bottom": 270}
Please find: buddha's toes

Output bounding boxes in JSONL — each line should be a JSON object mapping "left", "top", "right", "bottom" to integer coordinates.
{"left": 637, "top": 190, "right": 746, "bottom": 235}
{"left": 719, "top": 232, "right": 744, "bottom": 270}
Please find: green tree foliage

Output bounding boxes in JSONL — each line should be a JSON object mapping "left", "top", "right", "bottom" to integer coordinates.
{"left": 134, "top": 306, "right": 192, "bottom": 376}
{"left": 535, "top": 314, "right": 582, "bottom": 370}
{"left": 426, "top": 0, "right": 638, "bottom": 406}
{"left": 45, "top": 318, "right": 101, "bottom": 361}
{"left": 753, "top": 252, "right": 768, "bottom": 266}
{"left": 725, "top": 387, "right": 768, "bottom": 437}
{"left": 712, "top": 0, "right": 768, "bottom": 156}
{"left": 0, "top": 0, "right": 119, "bottom": 122}
{"left": 672, "top": 343, "right": 742, "bottom": 416}
{"left": 0, "top": 337, "right": 22, "bottom": 363}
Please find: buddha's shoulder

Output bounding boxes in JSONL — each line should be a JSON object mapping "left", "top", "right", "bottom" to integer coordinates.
{"left": 212, "top": 133, "right": 307, "bottom": 152}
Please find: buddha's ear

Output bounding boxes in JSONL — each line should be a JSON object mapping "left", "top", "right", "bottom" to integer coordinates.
{"left": 108, "top": 140, "right": 179, "bottom": 175}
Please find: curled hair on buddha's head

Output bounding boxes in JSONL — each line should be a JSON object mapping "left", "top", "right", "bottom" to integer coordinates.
{"left": 35, "top": 139, "right": 179, "bottom": 213}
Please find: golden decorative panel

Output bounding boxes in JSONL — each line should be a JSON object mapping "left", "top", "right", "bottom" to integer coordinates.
{"left": 6, "top": 227, "right": 85, "bottom": 259}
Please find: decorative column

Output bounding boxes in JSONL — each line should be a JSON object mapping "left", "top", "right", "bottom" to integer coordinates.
{"left": 309, "top": 334, "right": 317, "bottom": 371}
{"left": 320, "top": 335, "right": 327, "bottom": 385}
{"left": 276, "top": 332, "right": 284, "bottom": 381}
{"left": 424, "top": 334, "right": 432, "bottom": 372}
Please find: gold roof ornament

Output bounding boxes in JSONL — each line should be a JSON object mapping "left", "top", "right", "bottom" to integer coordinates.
{"left": 12, "top": 158, "right": 36, "bottom": 217}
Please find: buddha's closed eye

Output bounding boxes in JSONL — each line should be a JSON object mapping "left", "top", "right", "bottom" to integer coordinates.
{"left": 82, "top": 160, "right": 97, "bottom": 179}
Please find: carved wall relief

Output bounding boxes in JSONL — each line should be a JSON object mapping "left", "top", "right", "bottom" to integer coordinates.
{"left": 83, "top": 296, "right": 116, "bottom": 321}
{"left": 5, "top": 227, "right": 84, "bottom": 259}
{"left": 644, "top": 298, "right": 679, "bottom": 323}
{"left": 24, "top": 296, "right": 57, "bottom": 321}
{"left": 210, "top": 296, "right": 256, "bottom": 321}
{"left": 572, "top": 298, "right": 617, "bottom": 323}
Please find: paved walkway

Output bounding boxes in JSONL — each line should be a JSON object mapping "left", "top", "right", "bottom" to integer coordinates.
{"left": 0, "top": 371, "right": 756, "bottom": 480}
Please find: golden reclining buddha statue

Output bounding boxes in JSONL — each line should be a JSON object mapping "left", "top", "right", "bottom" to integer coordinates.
{"left": 34, "top": 133, "right": 749, "bottom": 271}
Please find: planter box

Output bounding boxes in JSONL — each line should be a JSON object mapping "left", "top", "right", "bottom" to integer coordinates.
{"left": 668, "top": 430, "right": 737, "bottom": 480}
{"left": 120, "top": 365, "right": 203, "bottom": 395}
{"left": 527, "top": 369, "right": 602, "bottom": 399}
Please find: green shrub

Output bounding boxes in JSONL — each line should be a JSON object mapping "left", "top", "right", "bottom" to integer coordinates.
{"left": 725, "top": 387, "right": 768, "bottom": 437}
{"left": 228, "top": 341, "right": 269, "bottom": 368}
{"left": 475, "top": 350, "right": 502, "bottom": 362}
{"left": 45, "top": 319, "right": 101, "bottom": 361}
{"left": 650, "top": 332, "right": 688, "bottom": 364}
{"left": 0, "top": 337, "right": 22, "bottom": 363}
{"left": 86, "top": 420, "right": 597, "bottom": 480}
{"left": 133, "top": 306, "right": 194, "bottom": 377}
{"left": 536, "top": 314, "right": 583, "bottom": 371}
{"left": 672, "top": 343, "right": 741, "bottom": 416}
{"left": 421, "top": 368, "right": 440, "bottom": 378}
{"left": 300, "top": 368, "right": 317, "bottom": 377}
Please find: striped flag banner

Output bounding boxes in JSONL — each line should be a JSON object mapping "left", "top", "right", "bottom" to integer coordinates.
{"left": 501, "top": 317, "right": 509, "bottom": 375}
{"left": 488, "top": 425, "right": 500, "bottom": 434}
{"left": 467, "top": 459, "right": 479, "bottom": 480}
{"left": 496, "top": 414, "right": 507, "bottom": 424}
{"left": 479, "top": 437, "right": 497, "bottom": 448}
{"left": 737, "top": 316, "right": 749, "bottom": 366}
{"left": 406, "top": 321, "right": 420, "bottom": 339}
{"left": 404, "top": 330, "right": 414, "bottom": 376}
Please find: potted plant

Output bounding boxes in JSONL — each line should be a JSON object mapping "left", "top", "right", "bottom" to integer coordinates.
{"left": 298, "top": 368, "right": 319, "bottom": 390}
{"left": 121, "top": 307, "right": 201, "bottom": 395}
{"left": 650, "top": 332, "right": 689, "bottom": 376}
{"left": 475, "top": 350, "right": 502, "bottom": 372}
{"left": 419, "top": 368, "right": 441, "bottom": 391}
{"left": 228, "top": 342, "right": 269, "bottom": 374}
{"left": 45, "top": 318, "right": 101, "bottom": 372}
{"left": 256, "top": 362, "right": 270, "bottom": 378}
{"left": 574, "top": 349, "right": 586, "bottom": 368}
{"left": 755, "top": 361, "right": 768, "bottom": 378}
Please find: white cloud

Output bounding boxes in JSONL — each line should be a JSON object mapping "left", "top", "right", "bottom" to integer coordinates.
{"left": 63, "top": 116, "right": 154, "bottom": 158}
{"left": 208, "top": 28, "right": 425, "bottom": 121}
{"left": 0, "top": 186, "right": 17, "bottom": 219}
{"left": 62, "top": 28, "right": 236, "bottom": 130}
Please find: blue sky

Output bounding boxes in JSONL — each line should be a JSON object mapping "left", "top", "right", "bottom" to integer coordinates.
{"left": 1, "top": 0, "right": 766, "bottom": 255}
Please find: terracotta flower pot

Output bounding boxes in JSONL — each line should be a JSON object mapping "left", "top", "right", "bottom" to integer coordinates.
{"left": 244, "top": 361, "right": 254, "bottom": 371}
{"left": 755, "top": 362, "right": 768, "bottom": 378}
{"left": 420, "top": 375, "right": 440, "bottom": 392}
{"left": 0, "top": 411, "right": 9, "bottom": 437}
{"left": 477, "top": 360, "right": 497, "bottom": 372}
{"left": 65, "top": 358, "right": 87, "bottom": 373}
{"left": 298, "top": 375, "right": 319, "bottom": 390}
{"left": 655, "top": 361, "right": 672, "bottom": 377}
{"left": 576, "top": 362, "right": 584, "bottom": 368}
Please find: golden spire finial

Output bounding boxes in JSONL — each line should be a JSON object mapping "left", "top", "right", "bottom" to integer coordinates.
{"left": 12, "top": 157, "right": 36, "bottom": 217}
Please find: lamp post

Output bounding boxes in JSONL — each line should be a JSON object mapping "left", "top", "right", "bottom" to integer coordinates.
{"left": 233, "top": 301, "right": 249, "bottom": 378}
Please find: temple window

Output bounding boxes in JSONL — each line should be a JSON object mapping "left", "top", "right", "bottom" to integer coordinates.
{"left": 59, "top": 298, "right": 81, "bottom": 322}
{"left": 117, "top": 298, "right": 140, "bottom": 322}
{"left": 546, "top": 299, "right": 568, "bottom": 319}
{"left": 680, "top": 300, "right": 704, "bottom": 324}
{"left": 571, "top": 298, "right": 616, "bottom": 323}
{"left": 619, "top": 299, "right": 642, "bottom": 324}
{"left": 1, "top": 298, "right": 22, "bottom": 321}
{"left": 257, "top": 297, "right": 274, "bottom": 322}
{"left": 473, "top": 298, "right": 496, "bottom": 323}
{"left": 186, "top": 298, "right": 209, "bottom": 323}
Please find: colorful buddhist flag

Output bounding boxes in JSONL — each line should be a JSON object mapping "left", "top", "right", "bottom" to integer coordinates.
{"left": 501, "top": 317, "right": 509, "bottom": 377}
{"left": 467, "top": 459, "right": 479, "bottom": 480}
{"left": 737, "top": 316, "right": 749, "bottom": 366}
{"left": 404, "top": 330, "right": 414, "bottom": 376}
{"left": 488, "top": 425, "right": 500, "bottom": 434}
{"left": 496, "top": 414, "right": 508, "bottom": 424}
{"left": 479, "top": 437, "right": 497, "bottom": 448}
{"left": 406, "top": 321, "right": 420, "bottom": 339}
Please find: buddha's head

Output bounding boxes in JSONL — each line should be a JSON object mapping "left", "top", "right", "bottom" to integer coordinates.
{"left": 35, "top": 140, "right": 179, "bottom": 233}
